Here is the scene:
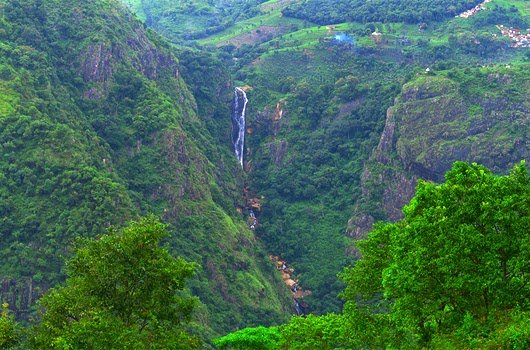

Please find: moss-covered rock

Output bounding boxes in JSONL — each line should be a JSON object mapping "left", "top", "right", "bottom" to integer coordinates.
{"left": 350, "top": 66, "right": 530, "bottom": 239}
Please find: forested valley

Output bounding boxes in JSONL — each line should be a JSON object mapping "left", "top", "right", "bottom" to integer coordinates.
{"left": 1, "top": 0, "right": 529, "bottom": 348}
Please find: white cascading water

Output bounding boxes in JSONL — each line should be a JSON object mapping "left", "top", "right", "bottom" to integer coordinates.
{"left": 294, "top": 299, "right": 303, "bottom": 315}
{"left": 232, "top": 87, "right": 248, "bottom": 168}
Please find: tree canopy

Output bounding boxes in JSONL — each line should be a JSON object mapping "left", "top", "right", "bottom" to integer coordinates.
{"left": 283, "top": 0, "right": 484, "bottom": 25}
{"left": 31, "top": 216, "right": 199, "bottom": 350}
{"left": 0, "top": 303, "right": 22, "bottom": 349}
{"left": 342, "top": 161, "right": 530, "bottom": 347}
{"left": 0, "top": 0, "right": 291, "bottom": 335}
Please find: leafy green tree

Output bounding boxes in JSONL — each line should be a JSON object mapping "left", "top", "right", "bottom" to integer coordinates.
{"left": 278, "top": 314, "right": 346, "bottom": 350}
{"left": 31, "top": 216, "right": 199, "bottom": 349}
{"left": 0, "top": 303, "right": 22, "bottom": 349}
{"left": 216, "top": 162, "right": 530, "bottom": 349}
{"left": 342, "top": 161, "right": 530, "bottom": 347}
{"left": 215, "top": 326, "right": 281, "bottom": 350}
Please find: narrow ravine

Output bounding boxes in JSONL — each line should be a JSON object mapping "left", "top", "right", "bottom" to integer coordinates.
{"left": 270, "top": 255, "right": 311, "bottom": 315}
{"left": 233, "top": 92, "right": 310, "bottom": 315}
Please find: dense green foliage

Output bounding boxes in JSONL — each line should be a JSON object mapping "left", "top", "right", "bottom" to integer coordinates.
{"left": 351, "top": 64, "right": 530, "bottom": 236}
{"left": 122, "top": 0, "right": 268, "bottom": 42}
{"left": 216, "top": 314, "right": 346, "bottom": 349}
{"left": 177, "top": 0, "right": 528, "bottom": 315}
{"left": 284, "top": 0, "right": 484, "bottom": 24}
{"left": 0, "top": 303, "right": 22, "bottom": 349}
{"left": 32, "top": 217, "right": 199, "bottom": 349}
{"left": 343, "top": 161, "right": 530, "bottom": 347}
{"left": 0, "top": 0, "right": 136, "bottom": 293}
{"left": 245, "top": 51, "right": 404, "bottom": 313}
{"left": 2, "top": 0, "right": 530, "bottom": 346}
{"left": 0, "top": 0, "right": 291, "bottom": 339}
{"left": 121, "top": 0, "right": 529, "bottom": 318}
{"left": 472, "top": 3, "right": 529, "bottom": 28}
{"left": 218, "top": 162, "right": 530, "bottom": 349}
{"left": 215, "top": 326, "right": 281, "bottom": 350}
{"left": 227, "top": 6, "right": 528, "bottom": 313}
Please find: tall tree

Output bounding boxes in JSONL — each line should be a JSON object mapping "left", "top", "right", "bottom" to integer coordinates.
{"left": 342, "top": 161, "right": 530, "bottom": 346}
{"left": 31, "top": 216, "right": 199, "bottom": 349}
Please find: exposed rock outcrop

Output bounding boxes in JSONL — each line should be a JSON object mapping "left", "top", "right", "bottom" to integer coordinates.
{"left": 80, "top": 22, "right": 179, "bottom": 99}
{"left": 127, "top": 28, "right": 179, "bottom": 80}
{"left": 253, "top": 99, "right": 287, "bottom": 137}
{"left": 81, "top": 43, "right": 114, "bottom": 83}
{"left": 270, "top": 255, "right": 311, "bottom": 314}
{"left": 0, "top": 278, "right": 38, "bottom": 319}
{"left": 268, "top": 140, "right": 288, "bottom": 166}
{"left": 349, "top": 70, "right": 530, "bottom": 241}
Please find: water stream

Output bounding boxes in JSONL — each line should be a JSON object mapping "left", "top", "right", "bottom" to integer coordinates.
{"left": 232, "top": 87, "right": 248, "bottom": 168}
{"left": 294, "top": 299, "right": 303, "bottom": 315}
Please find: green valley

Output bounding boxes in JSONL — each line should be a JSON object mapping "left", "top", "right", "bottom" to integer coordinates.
{"left": 1, "top": 0, "right": 529, "bottom": 348}
{"left": 166, "top": 0, "right": 529, "bottom": 316}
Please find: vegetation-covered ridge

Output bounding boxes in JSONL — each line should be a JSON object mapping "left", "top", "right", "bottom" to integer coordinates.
{"left": 284, "top": 0, "right": 490, "bottom": 24}
{"left": 201, "top": 0, "right": 529, "bottom": 315}
{"left": 349, "top": 64, "right": 530, "bottom": 239}
{"left": 217, "top": 161, "right": 530, "bottom": 349}
{"left": 0, "top": 0, "right": 292, "bottom": 339}
{"left": 121, "top": 0, "right": 270, "bottom": 42}
{"left": 2, "top": 0, "right": 530, "bottom": 346}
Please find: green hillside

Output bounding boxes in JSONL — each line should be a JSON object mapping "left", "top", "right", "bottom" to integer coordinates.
{"left": 217, "top": 161, "right": 530, "bottom": 349}
{"left": 0, "top": 0, "right": 292, "bottom": 341}
{"left": 350, "top": 65, "right": 530, "bottom": 239}
{"left": 1, "top": 0, "right": 530, "bottom": 347}
{"left": 225, "top": 0, "right": 528, "bottom": 314}
{"left": 121, "top": 0, "right": 270, "bottom": 43}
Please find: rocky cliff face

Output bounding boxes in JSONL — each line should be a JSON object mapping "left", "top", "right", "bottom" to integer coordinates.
{"left": 81, "top": 27, "right": 179, "bottom": 97}
{"left": 349, "top": 68, "right": 530, "bottom": 240}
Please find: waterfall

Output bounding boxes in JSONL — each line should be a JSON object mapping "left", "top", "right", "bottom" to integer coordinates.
{"left": 232, "top": 87, "right": 248, "bottom": 168}
{"left": 294, "top": 299, "right": 303, "bottom": 315}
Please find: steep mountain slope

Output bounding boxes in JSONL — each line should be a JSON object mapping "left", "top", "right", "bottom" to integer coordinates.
{"left": 349, "top": 66, "right": 530, "bottom": 240}
{"left": 0, "top": 0, "right": 291, "bottom": 337}
{"left": 240, "top": 49, "right": 406, "bottom": 313}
